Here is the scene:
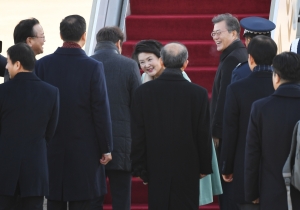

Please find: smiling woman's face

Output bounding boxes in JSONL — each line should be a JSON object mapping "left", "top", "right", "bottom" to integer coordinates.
{"left": 138, "top": 52, "right": 163, "bottom": 78}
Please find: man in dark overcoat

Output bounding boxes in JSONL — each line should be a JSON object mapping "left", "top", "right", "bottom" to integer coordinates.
{"left": 131, "top": 42, "right": 212, "bottom": 210}
{"left": 0, "top": 43, "right": 59, "bottom": 209}
{"left": 220, "top": 36, "right": 277, "bottom": 210}
{"left": 90, "top": 27, "right": 141, "bottom": 210}
{"left": 210, "top": 13, "right": 248, "bottom": 210}
{"left": 245, "top": 52, "right": 300, "bottom": 210}
{"left": 35, "top": 15, "right": 113, "bottom": 209}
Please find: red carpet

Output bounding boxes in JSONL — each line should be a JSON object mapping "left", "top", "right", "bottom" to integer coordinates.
{"left": 105, "top": 0, "right": 272, "bottom": 209}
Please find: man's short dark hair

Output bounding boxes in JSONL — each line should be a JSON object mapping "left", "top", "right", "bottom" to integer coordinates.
{"left": 212, "top": 13, "right": 240, "bottom": 37}
{"left": 132, "top": 40, "right": 163, "bottom": 67}
{"left": 13, "top": 18, "right": 40, "bottom": 44}
{"left": 60, "top": 15, "right": 86, "bottom": 42}
{"left": 247, "top": 35, "right": 277, "bottom": 65}
{"left": 7, "top": 43, "right": 36, "bottom": 71}
{"left": 160, "top": 42, "right": 188, "bottom": 68}
{"left": 273, "top": 52, "right": 300, "bottom": 83}
{"left": 96, "top": 27, "right": 124, "bottom": 44}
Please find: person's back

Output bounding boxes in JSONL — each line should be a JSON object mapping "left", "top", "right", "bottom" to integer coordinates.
{"left": 245, "top": 52, "right": 300, "bottom": 209}
{"left": 90, "top": 27, "right": 141, "bottom": 210}
{"left": 35, "top": 15, "right": 113, "bottom": 209}
{"left": 0, "top": 43, "right": 59, "bottom": 210}
{"left": 131, "top": 43, "right": 212, "bottom": 210}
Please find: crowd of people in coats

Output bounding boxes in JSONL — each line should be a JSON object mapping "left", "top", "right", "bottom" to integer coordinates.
{"left": 0, "top": 12, "right": 299, "bottom": 210}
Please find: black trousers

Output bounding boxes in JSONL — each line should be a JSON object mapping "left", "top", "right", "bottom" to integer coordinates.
{"left": 90, "top": 170, "right": 131, "bottom": 210}
{"left": 216, "top": 139, "right": 240, "bottom": 210}
{"left": 47, "top": 200, "right": 90, "bottom": 210}
{"left": 0, "top": 195, "right": 43, "bottom": 210}
{"left": 237, "top": 203, "right": 260, "bottom": 210}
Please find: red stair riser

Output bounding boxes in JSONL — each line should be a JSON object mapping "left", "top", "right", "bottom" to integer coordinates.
{"left": 125, "top": 14, "right": 268, "bottom": 41}
{"left": 130, "top": 0, "right": 271, "bottom": 15}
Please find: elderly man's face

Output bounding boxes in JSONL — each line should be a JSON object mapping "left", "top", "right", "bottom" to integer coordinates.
{"left": 212, "top": 20, "right": 236, "bottom": 52}
{"left": 29, "top": 24, "right": 45, "bottom": 55}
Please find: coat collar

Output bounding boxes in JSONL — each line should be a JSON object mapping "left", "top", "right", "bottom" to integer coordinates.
{"left": 156, "top": 68, "right": 186, "bottom": 81}
{"left": 54, "top": 47, "right": 86, "bottom": 56}
{"left": 273, "top": 83, "right": 300, "bottom": 98}
{"left": 248, "top": 70, "right": 272, "bottom": 78}
{"left": 220, "top": 39, "right": 245, "bottom": 61}
{"left": 94, "top": 41, "right": 120, "bottom": 55}
{"left": 13, "top": 72, "right": 40, "bottom": 81}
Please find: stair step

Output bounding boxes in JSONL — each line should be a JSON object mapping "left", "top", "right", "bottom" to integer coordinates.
{"left": 125, "top": 14, "right": 269, "bottom": 40}
{"left": 122, "top": 40, "right": 220, "bottom": 67}
{"left": 103, "top": 204, "right": 220, "bottom": 210}
{"left": 130, "top": 0, "right": 272, "bottom": 15}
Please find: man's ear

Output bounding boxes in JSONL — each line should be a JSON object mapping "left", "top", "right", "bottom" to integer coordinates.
{"left": 115, "top": 40, "right": 122, "bottom": 54}
{"left": 181, "top": 60, "right": 189, "bottom": 70}
{"left": 26, "top": 37, "right": 32, "bottom": 47}
{"left": 248, "top": 54, "right": 255, "bottom": 66}
{"left": 159, "top": 57, "right": 165, "bottom": 68}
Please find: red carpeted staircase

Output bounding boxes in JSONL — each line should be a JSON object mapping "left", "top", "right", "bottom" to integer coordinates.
{"left": 105, "top": 0, "right": 271, "bottom": 209}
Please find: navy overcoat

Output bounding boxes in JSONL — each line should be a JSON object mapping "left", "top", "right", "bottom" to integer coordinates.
{"left": 0, "top": 72, "right": 59, "bottom": 197}
{"left": 221, "top": 71, "right": 274, "bottom": 203}
{"left": 245, "top": 83, "right": 300, "bottom": 209}
{"left": 35, "top": 47, "right": 113, "bottom": 201}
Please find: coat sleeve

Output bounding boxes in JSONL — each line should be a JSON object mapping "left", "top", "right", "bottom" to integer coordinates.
{"left": 231, "top": 66, "right": 240, "bottom": 83}
{"left": 45, "top": 88, "right": 60, "bottom": 143}
{"left": 129, "top": 61, "right": 142, "bottom": 108}
{"left": 244, "top": 102, "right": 261, "bottom": 202}
{"left": 130, "top": 88, "right": 147, "bottom": 179}
{"left": 91, "top": 62, "right": 113, "bottom": 154}
{"left": 212, "top": 56, "right": 240, "bottom": 138}
{"left": 220, "top": 85, "right": 239, "bottom": 174}
{"left": 197, "top": 89, "right": 213, "bottom": 174}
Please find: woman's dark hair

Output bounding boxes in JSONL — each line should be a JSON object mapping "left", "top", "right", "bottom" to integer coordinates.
{"left": 273, "top": 52, "right": 300, "bottom": 83}
{"left": 132, "top": 40, "right": 163, "bottom": 67}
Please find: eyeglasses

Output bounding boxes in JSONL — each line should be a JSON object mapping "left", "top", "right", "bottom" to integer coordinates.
{"left": 211, "top": 30, "right": 228, "bottom": 37}
{"left": 31, "top": 36, "right": 45, "bottom": 40}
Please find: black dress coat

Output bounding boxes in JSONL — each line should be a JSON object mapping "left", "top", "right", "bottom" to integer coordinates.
{"left": 0, "top": 54, "right": 6, "bottom": 77}
{"left": 91, "top": 41, "right": 141, "bottom": 171}
{"left": 220, "top": 71, "right": 274, "bottom": 204}
{"left": 0, "top": 72, "right": 59, "bottom": 197}
{"left": 210, "top": 40, "right": 248, "bottom": 139}
{"left": 245, "top": 83, "right": 300, "bottom": 209}
{"left": 35, "top": 47, "right": 113, "bottom": 201}
{"left": 131, "top": 68, "right": 212, "bottom": 210}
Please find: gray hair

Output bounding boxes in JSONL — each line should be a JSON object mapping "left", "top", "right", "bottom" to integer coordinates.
{"left": 160, "top": 42, "right": 188, "bottom": 68}
{"left": 212, "top": 13, "right": 240, "bottom": 37}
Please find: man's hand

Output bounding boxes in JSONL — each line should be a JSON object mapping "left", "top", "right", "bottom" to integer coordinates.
{"left": 222, "top": 174, "right": 233, "bottom": 182}
{"left": 200, "top": 174, "right": 207, "bottom": 179}
{"left": 100, "top": 153, "right": 112, "bottom": 165}
{"left": 213, "top": 137, "right": 219, "bottom": 148}
{"left": 252, "top": 198, "right": 259, "bottom": 204}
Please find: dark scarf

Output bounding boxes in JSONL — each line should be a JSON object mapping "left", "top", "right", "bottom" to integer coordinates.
{"left": 253, "top": 65, "right": 273, "bottom": 73}
{"left": 62, "top": 42, "right": 81, "bottom": 49}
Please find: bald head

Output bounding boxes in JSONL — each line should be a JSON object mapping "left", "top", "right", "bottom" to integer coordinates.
{"left": 160, "top": 42, "right": 188, "bottom": 68}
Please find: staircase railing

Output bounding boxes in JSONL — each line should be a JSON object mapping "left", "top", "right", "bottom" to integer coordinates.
{"left": 270, "top": 0, "right": 299, "bottom": 52}
{"left": 85, "top": 0, "right": 130, "bottom": 56}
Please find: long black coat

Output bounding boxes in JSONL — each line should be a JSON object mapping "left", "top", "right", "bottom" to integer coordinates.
{"left": 35, "top": 47, "right": 113, "bottom": 201}
{"left": 220, "top": 71, "right": 274, "bottom": 204}
{"left": 245, "top": 83, "right": 300, "bottom": 209}
{"left": 0, "top": 72, "right": 59, "bottom": 196}
{"left": 210, "top": 40, "right": 248, "bottom": 138}
{"left": 0, "top": 54, "right": 6, "bottom": 77}
{"left": 131, "top": 68, "right": 212, "bottom": 210}
{"left": 91, "top": 41, "right": 141, "bottom": 171}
